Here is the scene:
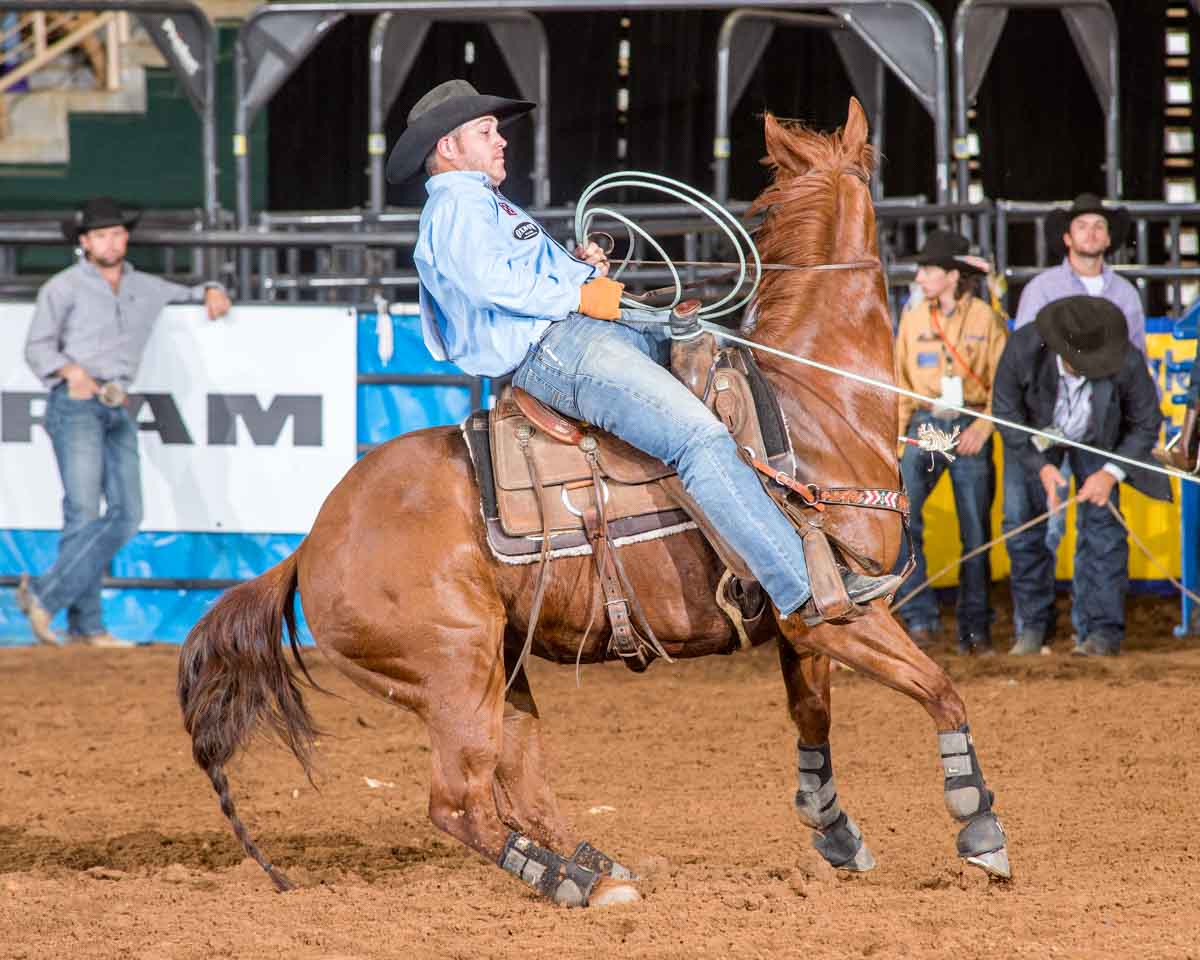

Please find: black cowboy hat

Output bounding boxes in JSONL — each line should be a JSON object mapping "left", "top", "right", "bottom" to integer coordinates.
{"left": 1045, "top": 193, "right": 1131, "bottom": 260}
{"left": 1034, "top": 294, "right": 1128, "bottom": 380}
{"left": 385, "top": 79, "right": 535, "bottom": 185}
{"left": 62, "top": 196, "right": 141, "bottom": 242}
{"left": 906, "top": 229, "right": 987, "bottom": 275}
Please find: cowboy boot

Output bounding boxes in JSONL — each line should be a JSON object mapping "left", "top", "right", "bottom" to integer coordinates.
{"left": 669, "top": 299, "right": 717, "bottom": 402}
{"left": 16, "top": 574, "right": 60, "bottom": 647}
{"left": 1154, "top": 405, "right": 1198, "bottom": 472}
{"left": 1179, "top": 405, "right": 1199, "bottom": 472}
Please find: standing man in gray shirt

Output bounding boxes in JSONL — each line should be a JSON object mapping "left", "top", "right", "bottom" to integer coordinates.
{"left": 16, "top": 196, "right": 231, "bottom": 647}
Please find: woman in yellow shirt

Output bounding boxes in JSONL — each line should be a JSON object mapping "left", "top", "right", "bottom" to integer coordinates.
{"left": 893, "top": 230, "right": 1008, "bottom": 655}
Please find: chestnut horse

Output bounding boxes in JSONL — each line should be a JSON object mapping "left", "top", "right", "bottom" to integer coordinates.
{"left": 179, "top": 99, "right": 1010, "bottom": 907}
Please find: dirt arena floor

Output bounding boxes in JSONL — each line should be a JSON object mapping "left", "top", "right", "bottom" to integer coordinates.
{"left": 2, "top": 592, "right": 1198, "bottom": 960}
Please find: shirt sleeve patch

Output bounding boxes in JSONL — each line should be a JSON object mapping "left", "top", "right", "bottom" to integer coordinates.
{"left": 916, "top": 351, "right": 940, "bottom": 367}
{"left": 513, "top": 221, "right": 539, "bottom": 241}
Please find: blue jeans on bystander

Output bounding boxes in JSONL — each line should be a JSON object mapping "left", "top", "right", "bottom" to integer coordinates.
{"left": 893, "top": 411, "right": 995, "bottom": 643}
{"left": 1002, "top": 448, "right": 1128, "bottom": 648}
{"left": 29, "top": 385, "right": 143, "bottom": 637}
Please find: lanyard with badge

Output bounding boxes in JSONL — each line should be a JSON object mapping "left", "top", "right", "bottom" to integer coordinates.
{"left": 928, "top": 300, "right": 989, "bottom": 414}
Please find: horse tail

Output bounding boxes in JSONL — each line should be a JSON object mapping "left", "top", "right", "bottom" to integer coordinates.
{"left": 177, "top": 549, "right": 320, "bottom": 892}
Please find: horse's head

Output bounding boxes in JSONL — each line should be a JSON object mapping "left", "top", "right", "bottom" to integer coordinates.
{"left": 762, "top": 97, "right": 874, "bottom": 181}
{"left": 747, "top": 98, "right": 899, "bottom": 514}
{"left": 748, "top": 98, "right": 885, "bottom": 353}
{"left": 750, "top": 97, "right": 878, "bottom": 277}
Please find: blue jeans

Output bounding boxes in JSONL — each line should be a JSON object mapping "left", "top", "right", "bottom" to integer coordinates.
{"left": 1042, "top": 458, "right": 1086, "bottom": 639}
{"left": 1002, "top": 449, "right": 1127, "bottom": 644}
{"left": 893, "top": 412, "right": 995, "bottom": 638}
{"left": 512, "top": 311, "right": 813, "bottom": 614}
{"left": 30, "top": 385, "right": 143, "bottom": 636}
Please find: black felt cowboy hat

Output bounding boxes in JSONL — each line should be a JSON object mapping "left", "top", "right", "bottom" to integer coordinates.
{"left": 62, "top": 196, "right": 141, "bottom": 242}
{"left": 905, "top": 229, "right": 987, "bottom": 275}
{"left": 385, "top": 79, "right": 535, "bottom": 185}
{"left": 1045, "top": 193, "right": 1131, "bottom": 260}
{"left": 1034, "top": 294, "right": 1129, "bottom": 379}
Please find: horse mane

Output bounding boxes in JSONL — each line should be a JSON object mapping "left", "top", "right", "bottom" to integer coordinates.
{"left": 747, "top": 113, "right": 878, "bottom": 336}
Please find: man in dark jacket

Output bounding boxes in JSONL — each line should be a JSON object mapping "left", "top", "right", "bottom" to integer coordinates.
{"left": 992, "top": 296, "right": 1170, "bottom": 657}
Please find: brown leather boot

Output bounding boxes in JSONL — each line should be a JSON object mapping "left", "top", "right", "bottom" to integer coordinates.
{"left": 1154, "top": 405, "right": 1198, "bottom": 472}
{"left": 669, "top": 300, "right": 716, "bottom": 401}
{"left": 1179, "top": 405, "right": 1198, "bottom": 471}
{"left": 16, "top": 574, "right": 60, "bottom": 647}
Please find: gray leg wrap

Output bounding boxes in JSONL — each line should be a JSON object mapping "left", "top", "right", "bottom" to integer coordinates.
{"left": 794, "top": 741, "right": 872, "bottom": 870}
{"left": 499, "top": 832, "right": 600, "bottom": 907}
{"left": 570, "top": 841, "right": 636, "bottom": 881}
{"left": 939, "top": 726, "right": 1007, "bottom": 859}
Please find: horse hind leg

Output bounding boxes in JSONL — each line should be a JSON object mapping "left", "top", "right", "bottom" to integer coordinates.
{"left": 779, "top": 606, "right": 1011, "bottom": 880}
{"left": 778, "top": 643, "right": 876, "bottom": 873}
{"left": 493, "top": 661, "right": 639, "bottom": 903}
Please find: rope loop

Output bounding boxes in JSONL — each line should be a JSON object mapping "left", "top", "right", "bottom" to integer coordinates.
{"left": 574, "top": 171, "right": 762, "bottom": 321}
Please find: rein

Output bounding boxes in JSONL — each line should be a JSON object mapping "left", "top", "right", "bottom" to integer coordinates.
{"left": 620, "top": 259, "right": 879, "bottom": 304}
{"left": 703, "top": 323, "right": 1200, "bottom": 488}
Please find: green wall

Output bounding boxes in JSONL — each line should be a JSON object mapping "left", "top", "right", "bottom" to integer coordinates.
{"left": 0, "top": 26, "right": 265, "bottom": 271}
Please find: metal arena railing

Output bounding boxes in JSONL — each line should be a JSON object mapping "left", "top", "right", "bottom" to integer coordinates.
{"left": 0, "top": 198, "right": 1196, "bottom": 316}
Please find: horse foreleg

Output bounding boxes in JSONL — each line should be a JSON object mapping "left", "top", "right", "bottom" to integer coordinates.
{"left": 778, "top": 604, "right": 1011, "bottom": 880}
{"left": 493, "top": 662, "right": 640, "bottom": 905}
{"left": 778, "top": 642, "right": 876, "bottom": 873}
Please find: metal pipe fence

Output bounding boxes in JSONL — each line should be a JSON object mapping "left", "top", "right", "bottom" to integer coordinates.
{"left": 1, "top": 199, "right": 1196, "bottom": 318}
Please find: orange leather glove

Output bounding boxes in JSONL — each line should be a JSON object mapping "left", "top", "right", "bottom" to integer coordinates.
{"left": 578, "top": 277, "right": 625, "bottom": 320}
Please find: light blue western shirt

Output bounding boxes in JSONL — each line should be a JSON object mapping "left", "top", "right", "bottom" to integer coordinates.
{"left": 414, "top": 171, "right": 595, "bottom": 377}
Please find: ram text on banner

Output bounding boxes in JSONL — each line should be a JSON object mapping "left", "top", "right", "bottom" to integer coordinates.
{"left": 0, "top": 304, "right": 356, "bottom": 533}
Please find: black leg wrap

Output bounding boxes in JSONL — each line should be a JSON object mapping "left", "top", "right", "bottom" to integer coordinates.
{"left": 939, "top": 725, "right": 1006, "bottom": 858}
{"left": 499, "top": 832, "right": 600, "bottom": 907}
{"left": 794, "top": 741, "right": 870, "bottom": 869}
{"left": 571, "top": 841, "right": 636, "bottom": 881}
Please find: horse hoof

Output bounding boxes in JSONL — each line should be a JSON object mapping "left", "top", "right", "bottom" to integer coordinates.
{"left": 588, "top": 878, "right": 642, "bottom": 907}
{"left": 837, "top": 843, "right": 876, "bottom": 873}
{"left": 610, "top": 862, "right": 638, "bottom": 881}
{"left": 965, "top": 846, "right": 1011, "bottom": 880}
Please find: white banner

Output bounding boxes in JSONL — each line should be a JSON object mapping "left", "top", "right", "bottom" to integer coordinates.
{"left": 1, "top": 304, "right": 357, "bottom": 533}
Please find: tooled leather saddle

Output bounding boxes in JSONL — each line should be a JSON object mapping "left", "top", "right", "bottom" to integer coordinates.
{"left": 460, "top": 302, "right": 908, "bottom": 672}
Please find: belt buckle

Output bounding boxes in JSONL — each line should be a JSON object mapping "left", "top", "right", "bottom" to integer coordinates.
{"left": 97, "top": 381, "right": 128, "bottom": 408}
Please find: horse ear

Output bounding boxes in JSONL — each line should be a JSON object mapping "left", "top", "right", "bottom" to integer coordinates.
{"left": 843, "top": 97, "right": 869, "bottom": 154}
{"left": 762, "top": 112, "right": 811, "bottom": 176}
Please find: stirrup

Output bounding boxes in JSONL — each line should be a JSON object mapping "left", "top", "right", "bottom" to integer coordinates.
{"left": 715, "top": 568, "right": 766, "bottom": 649}
{"left": 795, "top": 572, "right": 904, "bottom": 627}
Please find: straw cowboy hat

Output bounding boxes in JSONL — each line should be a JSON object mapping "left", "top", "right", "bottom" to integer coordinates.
{"left": 1045, "top": 193, "right": 1131, "bottom": 260}
{"left": 62, "top": 196, "right": 141, "bottom": 242}
{"left": 907, "top": 229, "right": 988, "bottom": 275}
{"left": 1034, "top": 294, "right": 1129, "bottom": 380}
{"left": 386, "top": 79, "right": 534, "bottom": 185}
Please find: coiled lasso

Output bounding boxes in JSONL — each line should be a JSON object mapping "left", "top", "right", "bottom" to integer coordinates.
{"left": 573, "top": 170, "right": 761, "bottom": 321}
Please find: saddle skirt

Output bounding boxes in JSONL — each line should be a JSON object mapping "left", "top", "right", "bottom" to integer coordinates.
{"left": 462, "top": 347, "right": 792, "bottom": 564}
